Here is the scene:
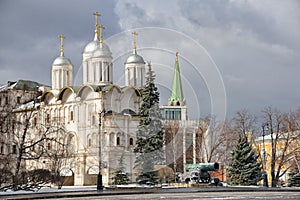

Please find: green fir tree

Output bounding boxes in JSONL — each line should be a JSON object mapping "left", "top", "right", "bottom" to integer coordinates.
{"left": 111, "top": 154, "right": 130, "bottom": 185}
{"left": 227, "top": 133, "right": 262, "bottom": 185}
{"left": 134, "top": 62, "right": 164, "bottom": 184}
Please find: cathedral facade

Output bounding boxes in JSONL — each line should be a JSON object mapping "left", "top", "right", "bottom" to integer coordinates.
{"left": 38, "top": 13, "right": 146, "bottom": 185}
{"left": 1, "top": 12, "right": 146, "bottom": 186}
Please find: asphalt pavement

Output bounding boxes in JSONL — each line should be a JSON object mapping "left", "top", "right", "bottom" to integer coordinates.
{"left": 1, "top": 186, "right": 300, "bottom": 200}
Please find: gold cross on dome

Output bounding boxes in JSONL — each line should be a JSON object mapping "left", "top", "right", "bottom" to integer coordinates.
{"left": 99, "top": 24, "right": 105, "bottom": 44}
{"left": 132, "top": 31, "right": 138, "bottom": 51}
{"left": 59, "top": 34, "right": 65, "bottom": 56}
{"left": 93, "top": 12, "right": 101, "bottom": 27}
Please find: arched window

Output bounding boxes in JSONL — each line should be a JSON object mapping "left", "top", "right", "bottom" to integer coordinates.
{"left": 46, "top": 113, "right": 50, "bottom": 123}
{"left": 67, "top": 134, "right": 75, "bottom": 154}
{"left": 116, "top": 137, "right": 120, "bottom": 146}
{"left": 33, "top": 117, "right": 37, "bottom": 127}
{"left": 0, "top": 145, "right": 3, "bottom": 154}
{"left": 12, "top": 145, "right": 17, "bottom": 154}
{"left": 47, "top": 142, "right": 51, "bottom": 150}
{"left": 17, "top": 96, "right": 21, "bottom": 104}
{"left": 129, "top": 138, "right": 133, "bottom": 146}
{"left": 88, "top": 138, "right": 92, "bottom": 147}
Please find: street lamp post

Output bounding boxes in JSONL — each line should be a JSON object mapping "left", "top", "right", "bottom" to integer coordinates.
{"left": 262, "top": 123, "right": 269, "bottom": 187}
{"left": 97, "top": 109, "right": 105, "bottom": 191}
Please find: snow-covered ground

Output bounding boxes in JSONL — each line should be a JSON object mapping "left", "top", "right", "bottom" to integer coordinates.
{"left": 0, "top": 186, "right": 96, "bottom": 195}
{"left": 0, "top": 184, "right": 181, "bottom": 196}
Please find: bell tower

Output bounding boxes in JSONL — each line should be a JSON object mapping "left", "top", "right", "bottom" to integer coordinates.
{"left": 161, "top": 52, "right": 187, "bottom": 120}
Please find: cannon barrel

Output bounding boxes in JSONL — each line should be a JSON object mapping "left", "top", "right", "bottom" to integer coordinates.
{"left": 185, "top": 162, "right": 219, "bottom": 172}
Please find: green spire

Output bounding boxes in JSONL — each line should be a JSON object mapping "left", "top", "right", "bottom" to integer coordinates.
{"left": 168, "top": 52, "right": 185, "bottom": 106}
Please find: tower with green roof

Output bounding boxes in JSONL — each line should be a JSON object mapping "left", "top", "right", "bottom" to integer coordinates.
{"left": 161, "top": 52, "right": 187, "bottom": 120}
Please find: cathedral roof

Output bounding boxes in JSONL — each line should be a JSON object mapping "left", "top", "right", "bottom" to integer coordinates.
{"left": 83, "top": 40, "right": 99, "bottom": 53}
{"left": 52, "top": 56, "right": 72, "bottom": 66}
{"left": 92, "top": 43, "right": 112, "bottom": 58}
{"left": 125, "top": 53, "right": 145, "bottom": 64}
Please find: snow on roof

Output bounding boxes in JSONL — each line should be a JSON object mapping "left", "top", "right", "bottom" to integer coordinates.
{"left": 255, "top": 130, "right": 300, "bottom": 141}
{"left": 13, "top": 100, "right": 40, "bottom": 112}
{"left": 0, "top": 81, "right": 18, "bottom": 91}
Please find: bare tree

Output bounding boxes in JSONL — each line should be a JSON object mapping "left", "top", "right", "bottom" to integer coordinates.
{"left": 199, "top": 116, "right": 237, "bottom": 165}
{"left": 215, "top": 120, "right": 237, "bottom": 167}
{"left": 0, "top": 90, "right": 67, "bottom": 191}
{"left": 261, "top": 107, "right": 300, "bottom": 187}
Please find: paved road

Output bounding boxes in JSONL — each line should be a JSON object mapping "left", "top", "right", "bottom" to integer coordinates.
{"left": 2, "top": 187, "right": 300, "bottom": 200}
{"left": 55, "top": 191, "right": 300, "bottom": 200}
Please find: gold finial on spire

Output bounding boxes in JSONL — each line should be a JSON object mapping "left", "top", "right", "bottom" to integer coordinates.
{"left": 176, "top": 52, "right": 179, "bottom": 61}
{"left": 99, "top": 24, "right": 105, "bottom": 45}
{"left": 59, "top": 34, "right": 65, "bottom": 56}
{"left": 132, "top": 31, "right": 138, "bottom": 54}
{"left": 93, "top": 12, "right": 101, "bottom": 41}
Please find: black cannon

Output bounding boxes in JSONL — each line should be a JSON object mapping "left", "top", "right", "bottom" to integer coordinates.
{"left": 184, "top": 162, "right": 219, "bottom": 183}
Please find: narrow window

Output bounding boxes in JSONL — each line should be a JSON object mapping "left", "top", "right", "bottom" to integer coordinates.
{"left": 47, "top": 143, "right": 51, "bottom": 150}
{"left": 129, "top": 138, "right": 133, "bottom": 146}
{"left": 70, "top": 111, "right": 74, "bottom": 121}
{"left": 88, "top": 138, "right": 92, "bottom": 147}
{"left": 12, "top": 145, "right": 17, "bottom": 154}
{"left": 5, "top": 96, "right": 8, "bottom": 104}
{"left": 33, "top": 117, "right": 37, "bottom": 127}
{"left": 92, "top": 115, "right": 96, "bottom": 125}
{"left": 0, "top": 145, "right": 3, "bottom": 154}
{"left": 46, "top": 113, "right": 50, "bottom": 123}
{"left": 17, "top": 96, "right": 21, "bottom": 104}
{"left": 116, "top": 137, "right": 120, "bottom": 146}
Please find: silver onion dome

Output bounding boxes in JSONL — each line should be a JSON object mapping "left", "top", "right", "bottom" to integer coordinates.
{"left": 83, "top": 40, "right": 99, "bottom": 53}
{"left": 125, "top": 53, "right": 145, "bottom": 64}
{"left": 92, "top": 43, "right": 112, "bottom": 58}
{"left": 52, "top": 56, "right": 72, "bottom": 65}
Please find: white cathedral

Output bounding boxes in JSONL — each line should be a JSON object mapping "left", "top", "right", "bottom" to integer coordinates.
{"left": 42, "top": 12, "right": 148, "bottom": 185}
{"left": 0, "top": 12, "right": 208, "bottom": 187}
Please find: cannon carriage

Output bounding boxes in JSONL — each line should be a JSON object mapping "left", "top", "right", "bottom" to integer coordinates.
{"left": 183, "top": 162, "right": 219, "bottom": 184}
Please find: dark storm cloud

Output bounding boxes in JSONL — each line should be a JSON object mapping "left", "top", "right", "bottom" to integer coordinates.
{"left": 179, "top": 0, "right": 300, "bottom": 51}
{"left": 1, "top": 0, "right": 300, "bottom": 119}
{"left": 114, "top": 0, "right": 300, "bottom": 118}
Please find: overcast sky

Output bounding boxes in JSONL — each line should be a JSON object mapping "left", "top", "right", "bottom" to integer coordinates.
{"left": 0, "top": 0, "right": 299, "bottom": 120}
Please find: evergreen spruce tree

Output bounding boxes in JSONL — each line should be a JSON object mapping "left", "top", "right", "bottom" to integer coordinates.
{"left": 134, "top": 62, "right": 164, "bottom": 184}
{"left": 111, "top": 154, "right": 130, "bottom": 185}
{"left": 227, "top": 133, "right": 262, "bottom": 185}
